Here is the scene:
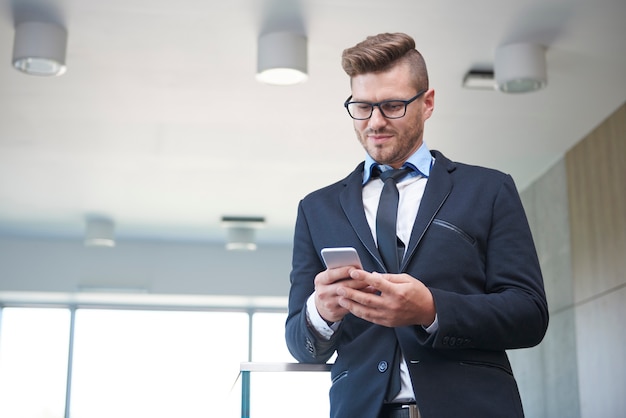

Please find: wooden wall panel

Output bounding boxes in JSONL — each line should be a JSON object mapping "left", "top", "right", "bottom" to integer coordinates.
{"left": 566, "top": 102, "right": 626, "bottom": 302}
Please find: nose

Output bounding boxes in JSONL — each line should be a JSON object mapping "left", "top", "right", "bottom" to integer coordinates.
{"left": 368, "top": 106, "right": 387, "bottom": 130}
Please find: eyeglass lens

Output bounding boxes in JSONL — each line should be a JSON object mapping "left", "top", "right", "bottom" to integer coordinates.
{"left": 347, "top": 101, "right": 408, "bottom": 120}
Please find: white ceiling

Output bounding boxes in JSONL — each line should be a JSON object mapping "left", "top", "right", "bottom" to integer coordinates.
{"left": 1, "top": 0, "right": 625, "bottom": 245}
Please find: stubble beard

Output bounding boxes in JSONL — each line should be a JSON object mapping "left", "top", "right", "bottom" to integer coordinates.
{"left": 357, "top": 126, "right": 423, "bottom": 167}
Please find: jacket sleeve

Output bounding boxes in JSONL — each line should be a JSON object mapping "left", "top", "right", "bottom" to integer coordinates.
{"left": 423, "top": 174, "right": 549, "bottom": 351}
{"left": 285, "top": 200, "right": 340, "bottom": 363}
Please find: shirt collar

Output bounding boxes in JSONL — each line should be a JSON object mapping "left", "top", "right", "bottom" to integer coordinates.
{"left": 363, "top": 142, "right": 432, "bottom": 184}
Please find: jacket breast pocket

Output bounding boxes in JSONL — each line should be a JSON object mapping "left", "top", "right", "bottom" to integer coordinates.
{"left": 413, "top": 218, "right": 485, "bottom": 290}
{"left": 432, "top": 219, "right": 475, "bottom": 246}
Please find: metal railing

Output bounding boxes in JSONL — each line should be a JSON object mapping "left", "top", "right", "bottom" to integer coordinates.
{"left": 239, "top": 362, "right": 332, "bottom": 418}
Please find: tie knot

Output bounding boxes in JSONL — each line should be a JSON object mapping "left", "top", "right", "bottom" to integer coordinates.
{"left": 375, "top": 166, "right": 412, "bottom": 183}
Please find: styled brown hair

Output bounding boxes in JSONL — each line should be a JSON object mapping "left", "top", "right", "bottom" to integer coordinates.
{"left": 341, "top": 33, "right": 429, "bottom": 90}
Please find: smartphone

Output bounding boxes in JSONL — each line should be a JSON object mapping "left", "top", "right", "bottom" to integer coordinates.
{"left": 321, "top": 247, "right": 363, "bottom": 269}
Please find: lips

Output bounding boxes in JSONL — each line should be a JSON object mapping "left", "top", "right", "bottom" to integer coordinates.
{"left": 369, "top": 133, "right": 393, "bottom": 144}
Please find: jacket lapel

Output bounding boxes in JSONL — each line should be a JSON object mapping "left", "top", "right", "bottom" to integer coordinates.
{"left": 339, "top": 163, "right": 386, "bottom": 271}
{"left": 401, "top": 151, "right": 455, "bottom": 270}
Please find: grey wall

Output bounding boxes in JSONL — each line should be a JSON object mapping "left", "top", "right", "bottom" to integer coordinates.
{"left": 510, "top": 102, "right": 626, "bottom": 418}
{"left": 0, "top": 238, "right": 294, "bottom": 308}
{"left": 512, "top": 159, "right": 581, "bottom": 418}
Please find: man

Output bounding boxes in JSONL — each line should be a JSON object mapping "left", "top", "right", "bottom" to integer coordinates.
{"left": 285, "top": 33, "right": 549, "bottom": 418}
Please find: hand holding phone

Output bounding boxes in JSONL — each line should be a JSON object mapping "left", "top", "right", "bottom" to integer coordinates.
{"left": 321, "top": 247, "right": 362, "bottom": 269}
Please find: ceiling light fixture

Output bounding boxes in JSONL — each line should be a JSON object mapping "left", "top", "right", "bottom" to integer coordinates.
{"left": 12, "top": 21, "right": 68, "bottom": 76}
{"left": 494, "top": 43, "right": 547, "bottom": 93}
{"left": 85, "top": 218, "right": 116, "bottom": 248}
{"left": 256, "top": 32, "right": 308, "bottom": 85}
{"left": 221, "top": 216, "right": 265, "bottom": 251}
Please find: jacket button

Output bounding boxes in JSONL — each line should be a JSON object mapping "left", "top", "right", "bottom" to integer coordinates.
{"left": 378, "top": 361, "right": 388, "bottom": 373}
{"left": 305, "top": 338, "right": 314, "bottom": 355}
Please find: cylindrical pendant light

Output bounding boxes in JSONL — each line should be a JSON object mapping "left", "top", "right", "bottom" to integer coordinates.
{"left": 256, "top": 32, "right": 308, "bottom": 85}
{"left": 221, "top": 216, "right": 265, "bottom": 251}
{"left": 495, "top": 43, "right": 547, "bottom": 93}
{"left": 85, "top": 218, "right": 116, "bottom": 248}
{"left": 13, "top": 21, "right": 68, "bottom": 76}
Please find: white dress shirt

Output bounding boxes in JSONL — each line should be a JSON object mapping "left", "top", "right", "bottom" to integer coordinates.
{"left": 306, "top": 143, "right": 438, "bottom": 402}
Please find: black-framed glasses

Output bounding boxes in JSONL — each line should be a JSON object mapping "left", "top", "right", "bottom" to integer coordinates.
{"left": 343, "top": 89, "right": 428, "bottom": 120}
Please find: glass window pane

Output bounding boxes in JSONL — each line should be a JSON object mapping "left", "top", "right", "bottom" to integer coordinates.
{"left": 70, "top": 309, "right": 248, "bottom": 418}
{"left": 249, "top": 312, "right": 331, "bottom": 418}
{"left": 0, "top": 307, "right": 71, "bottom": 418}
{"left": 251, "top": 311, "right": 294, "bottom": 362}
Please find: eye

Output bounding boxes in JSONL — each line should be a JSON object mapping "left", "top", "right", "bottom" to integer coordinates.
{"left": 382, "top": 101, "right": 404, "bottom": 111}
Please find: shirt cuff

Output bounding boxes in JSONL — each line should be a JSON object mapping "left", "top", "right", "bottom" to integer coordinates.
{"left": 306, "top": 293, "right": 341, "bottom": 340}
{"left": 423, "top": 314, "right": 439, "bottom": 334}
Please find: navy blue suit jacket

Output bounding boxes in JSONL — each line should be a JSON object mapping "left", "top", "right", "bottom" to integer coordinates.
{"left": 285, "top": 150, "right": 549, "bottom": 417}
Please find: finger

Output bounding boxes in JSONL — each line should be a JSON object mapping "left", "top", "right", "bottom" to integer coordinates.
{"left": 339, "top": 275, "right": 371, "bottom": 291}
{"left": 326, "top": 265, "right": 355, "bottom": 283}
{"left": 315, "top": 267, "right": 346, "bottom": 287}
{"left": 350, "top": 270, "right": 394, "bottom": 292}
{"left": 383, "top": 273, "right": 413, "bottom": 284}
{"left": 338, "top": 294, "right": 390, "bottom": 326}
{"left": 337, "top": 285, "right": 384, "bottom": 308}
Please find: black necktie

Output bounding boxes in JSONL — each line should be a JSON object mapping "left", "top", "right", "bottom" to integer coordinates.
{"left": 374, "top": 166, "right": 411, "bottom": 402}
{"left": 375, "top": 167, "right": 411, "bottom": 273}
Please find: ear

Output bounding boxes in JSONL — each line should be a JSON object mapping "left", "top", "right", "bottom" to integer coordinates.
{"left": 423, "top": 88, "right": 435, "bottom": 120}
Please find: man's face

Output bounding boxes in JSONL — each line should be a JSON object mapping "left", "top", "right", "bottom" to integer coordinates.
{"left": 350, "top": 62, "right": 434, "bottom": 168}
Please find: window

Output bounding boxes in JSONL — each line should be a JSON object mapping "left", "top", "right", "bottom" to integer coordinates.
{"left": 70, "top": 309, "right": 248, "bottom": 418}
{"left": 250, "top": 312, "right": 330, "bottom": 417}
{"left": 0, "top": 308, "right": 71, "bottom": 418}
{"left": 0, "top": 307, "right": 331, "bottom": 418}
